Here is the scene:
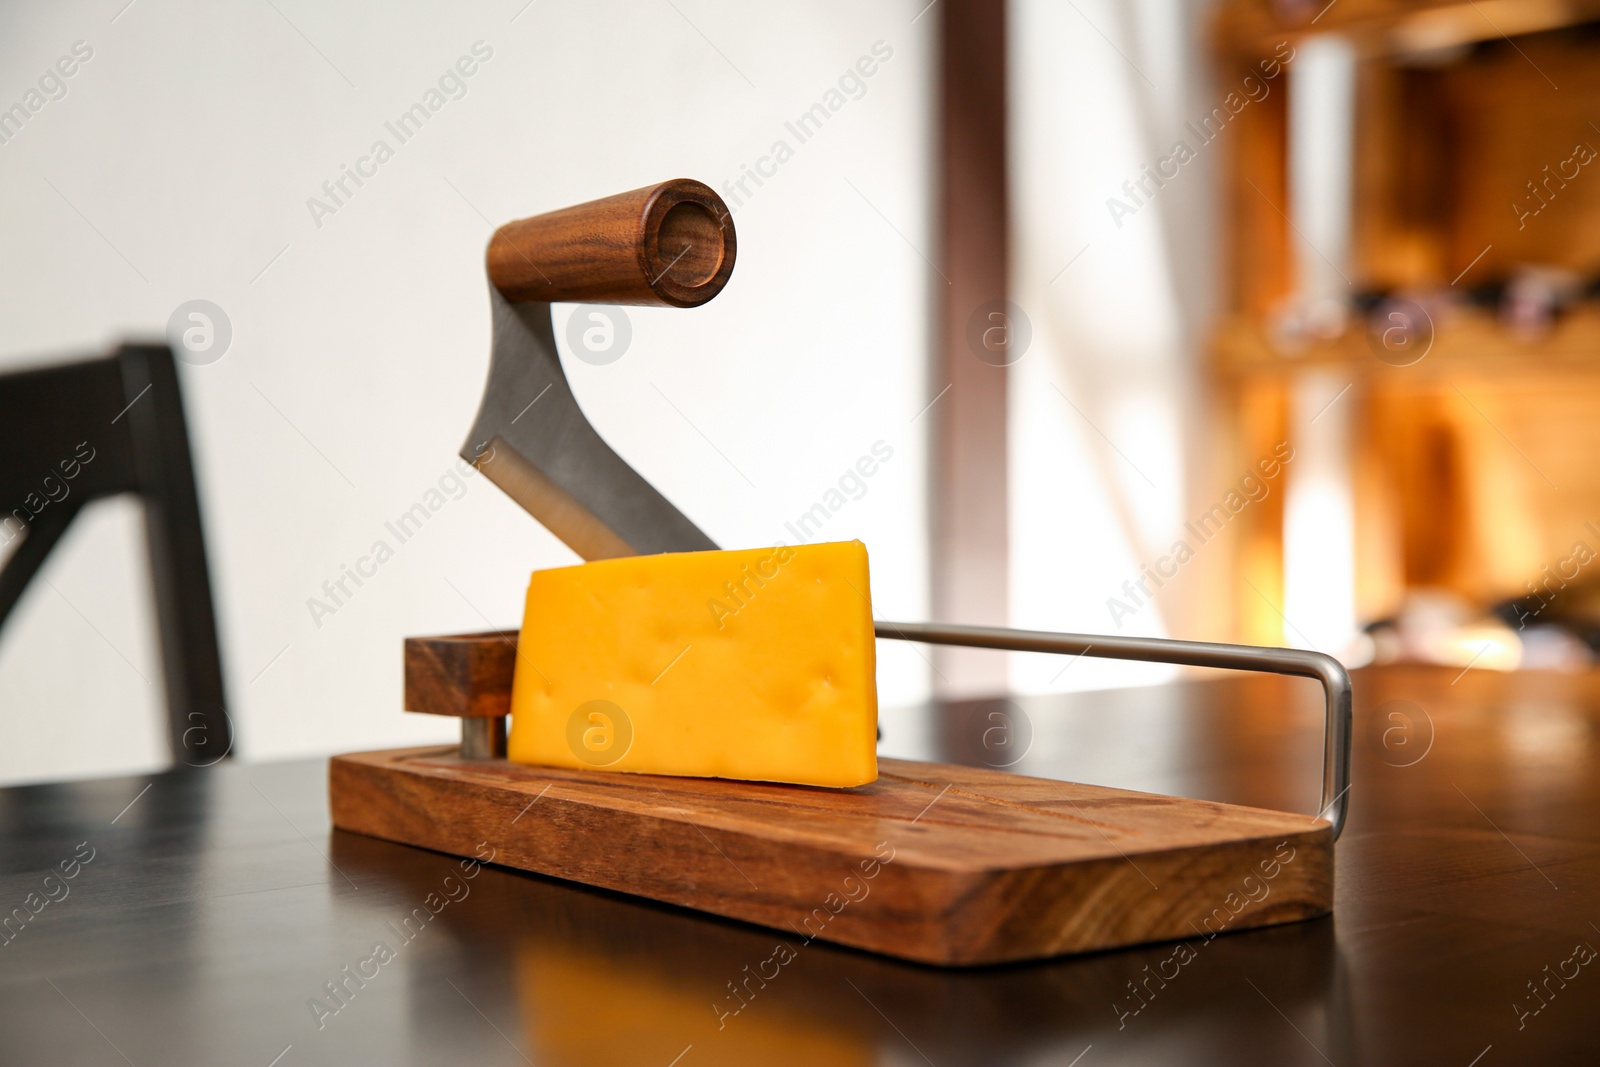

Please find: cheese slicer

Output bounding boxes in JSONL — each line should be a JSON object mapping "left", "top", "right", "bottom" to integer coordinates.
{"left": 329, "top": 180, "right": 1349, "bottom": 965}
{"left": 451, "top": 178, "right": 1350, "bottom": 838}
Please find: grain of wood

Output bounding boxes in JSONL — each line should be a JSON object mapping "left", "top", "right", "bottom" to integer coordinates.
{"left": 487, "top": 179, "right": 735, "bottom": 307}
{"left": 330, "top": 747, "right": 1331, "bottom": 965}
{"left": 403, "top": 631, "right": 519, "bottom": 719}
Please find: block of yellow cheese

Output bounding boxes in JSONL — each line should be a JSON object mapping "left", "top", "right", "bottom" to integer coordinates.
{"left": 507, "top": 540, "right": 878, "bottom": 787}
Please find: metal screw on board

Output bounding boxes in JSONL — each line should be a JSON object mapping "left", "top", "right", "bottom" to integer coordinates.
{"left": 403, "top": 633, "right": 515, "bottom": 759}
{"left": 461, "top": 717, "right": 507, "bottom": 759}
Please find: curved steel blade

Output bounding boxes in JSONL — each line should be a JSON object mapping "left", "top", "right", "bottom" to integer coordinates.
{"left": 461, "top": 285, "right": 718, "bottom": 559}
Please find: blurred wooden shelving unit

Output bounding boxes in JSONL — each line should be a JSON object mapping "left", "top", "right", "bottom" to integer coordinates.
{"left": 1210, "top": 0, "right": 1600, "bottom": 645}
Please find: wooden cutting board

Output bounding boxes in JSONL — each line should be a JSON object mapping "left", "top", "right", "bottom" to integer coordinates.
{"left": 329, "top": 746, "right": 1331, "bottom": 966}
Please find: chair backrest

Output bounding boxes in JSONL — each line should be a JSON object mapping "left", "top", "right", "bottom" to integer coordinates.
{"left": 0, "top": 344, "right": 231, "bottom": 768}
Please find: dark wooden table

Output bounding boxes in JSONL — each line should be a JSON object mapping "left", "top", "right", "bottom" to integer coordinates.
{"left": 3, "top": 666, "right": 1597, "bottom": 1065}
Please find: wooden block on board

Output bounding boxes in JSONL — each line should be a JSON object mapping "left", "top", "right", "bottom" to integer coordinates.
{"left": 403, "top": 631, "right": 518, "bottom": 719}
{"left": 329, "top": 747, "right": 1332, "bottom": 966}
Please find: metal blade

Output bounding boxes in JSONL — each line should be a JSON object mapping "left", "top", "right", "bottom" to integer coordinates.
{"left": 461, "top": 285, "right": 719, "bottom": 559}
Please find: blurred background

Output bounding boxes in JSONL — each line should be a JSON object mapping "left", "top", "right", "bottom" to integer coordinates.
{"left": 3, "top": 0, "right": 1597, "bottom": 785}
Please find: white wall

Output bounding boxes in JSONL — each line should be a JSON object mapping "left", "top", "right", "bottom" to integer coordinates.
{"left": 0, "top": 0, "right": 933, "bottom": 784}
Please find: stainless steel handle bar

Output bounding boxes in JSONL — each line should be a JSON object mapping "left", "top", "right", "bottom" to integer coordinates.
{"left": 873, "top": 621, "right": 1352, "bottom": 840}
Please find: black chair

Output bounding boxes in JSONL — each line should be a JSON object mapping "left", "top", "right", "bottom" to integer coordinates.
{"left": 0, "top": 344, "right": 231, "bottom": 767}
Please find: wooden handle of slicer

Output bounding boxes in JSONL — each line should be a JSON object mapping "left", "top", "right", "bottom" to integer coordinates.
{"left": 487, "top": 178, "right": 736, "bottom": 308}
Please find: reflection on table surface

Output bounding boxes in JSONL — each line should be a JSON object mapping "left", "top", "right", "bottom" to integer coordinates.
{"left": 2, "top": 667, "right": 1599, "bottom": 1065}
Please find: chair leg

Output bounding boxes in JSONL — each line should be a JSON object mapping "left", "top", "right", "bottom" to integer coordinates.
{"left": 0, "top": 499, "right": 84, "bottom": 634}
{"left": 119, "top": 346, "right": 233, "bottom": 767}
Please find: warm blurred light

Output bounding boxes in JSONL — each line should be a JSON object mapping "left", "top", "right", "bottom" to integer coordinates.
{"left": 1284, "top": 372, "right": 1357, "bottom": 656}
{"left": 1502, "top": 699, "right": 1591, "bottom": 766}
{"left": 1419, "top": 624, "right": 1522, "bottom": 672}
{"left": 1278, "top": 36, "right": 1361, "bottom": 660}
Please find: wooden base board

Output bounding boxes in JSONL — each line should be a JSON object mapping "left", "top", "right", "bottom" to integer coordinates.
{"left": 329, "top": 748, "right": 1332, "bottom": 966}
